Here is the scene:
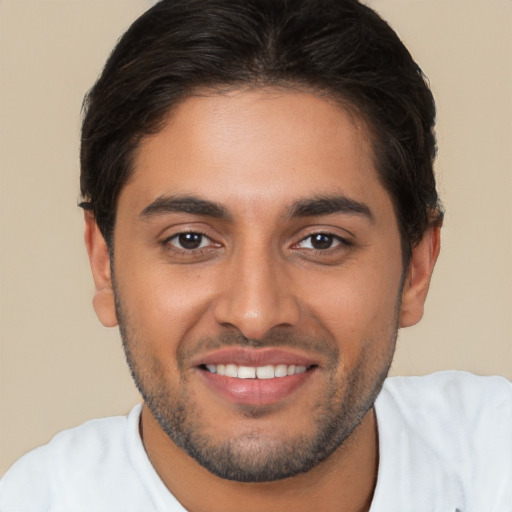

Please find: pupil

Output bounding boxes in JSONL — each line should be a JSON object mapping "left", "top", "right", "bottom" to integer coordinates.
{"left": 179, "top": 233, "right": 202, "bottom": 249}
{"left": 311, "top": 234, "right": 333, "bottom": 250}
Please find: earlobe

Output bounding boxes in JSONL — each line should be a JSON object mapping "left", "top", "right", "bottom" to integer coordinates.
{"left": 399, "top": 223, "right": 441, "bottom": 328}
{"left": 84, "top": 211, "right": 118, "bottom": 328}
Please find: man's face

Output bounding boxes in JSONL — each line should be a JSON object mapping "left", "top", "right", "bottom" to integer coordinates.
{"left": 108, "top": 89, "right": 406, "bottom": 481}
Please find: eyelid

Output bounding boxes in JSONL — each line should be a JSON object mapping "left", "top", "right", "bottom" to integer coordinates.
{"left": 159, "top": 222, "right": 221, "bottom": 246}
{"left": 166, "top": 231, "right": 212, "bottom": 250}
{"left": 293, "top": 227, "right": 353, "bottom": 244}
{"left": 296, "top": 233, "right": 350, "bottom": 248}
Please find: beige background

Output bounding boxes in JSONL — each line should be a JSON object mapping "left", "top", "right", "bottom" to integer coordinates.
{"left": 0, "top": 0, "right": 511, "bottom": 475}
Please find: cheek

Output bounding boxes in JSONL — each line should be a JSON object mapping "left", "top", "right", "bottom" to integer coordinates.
{"left": 116, "top": 261, "right": 218, "bottom": 346}
{"left": 302, "top": 253, "right": 403, "bottom": 350}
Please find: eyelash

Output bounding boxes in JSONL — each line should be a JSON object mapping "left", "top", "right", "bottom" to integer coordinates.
{"left": 294, "top": 233, "right": 352, "bottom": 252}
{"left": 164, "top": 232, "right": 217, "bottom": 255}
{"left": 163, "top": 231, "right": 352, "bottom": 257}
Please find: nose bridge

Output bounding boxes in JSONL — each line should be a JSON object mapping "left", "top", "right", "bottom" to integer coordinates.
{"left": 213, "top": 236, "right": 300, "bottom": 339}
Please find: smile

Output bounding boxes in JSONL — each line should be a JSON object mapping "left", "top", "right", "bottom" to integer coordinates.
{"left": 204, "top": 363, "right": 308, "bottom": 379}
{"left": 192, "top": 347, "right": 321, "bottom": 405}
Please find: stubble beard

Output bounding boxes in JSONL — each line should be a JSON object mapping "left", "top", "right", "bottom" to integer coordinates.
{"left": 114, "top": 286, "right": 398, "bottom": 482}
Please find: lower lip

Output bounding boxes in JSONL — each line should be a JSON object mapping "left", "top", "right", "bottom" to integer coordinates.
{"left": 198, "top": 368, "right": 315, "bottom": 405}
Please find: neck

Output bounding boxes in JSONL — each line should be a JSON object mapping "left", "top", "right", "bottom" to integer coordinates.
{"left": 141, "top": 406, "right": 379, "bottom": 512}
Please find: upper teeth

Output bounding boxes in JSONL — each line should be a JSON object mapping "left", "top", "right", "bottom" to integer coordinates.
{"left": 205, "top": 364, "right": 307, "bottom": 379}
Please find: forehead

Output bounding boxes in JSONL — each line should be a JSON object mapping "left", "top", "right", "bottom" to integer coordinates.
{"left": 123, "top": 88, "right": 391, "bottom": 219}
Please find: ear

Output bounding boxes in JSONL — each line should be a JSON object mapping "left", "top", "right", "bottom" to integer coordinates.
{"left": 84, "top": 211, "right": 118, "bottom": 327}
{"left": 399, "top": 223, "right": 441, "bottom": 328}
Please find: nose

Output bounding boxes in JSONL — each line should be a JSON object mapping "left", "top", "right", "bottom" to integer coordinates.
{"left": 213, "top": 246, "right": 301, "bottom": 340}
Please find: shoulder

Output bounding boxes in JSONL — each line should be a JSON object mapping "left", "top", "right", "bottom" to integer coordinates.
{"left": 0, "top": 406, "right": 148, "bottom": 512}
{"left": 377, "top": 370, "right": 512, "bottom": 453}
{"left": 0, "top": 442, "right": 53, "bottom": 512}
{"left": 374, "top": 371, "right": 512, "bottom": 510}
{"left": 380, "top": 370, "right": 512, "bottom": 416}
{"left": 41, "top": 410, "right": 133, "bottom": 471}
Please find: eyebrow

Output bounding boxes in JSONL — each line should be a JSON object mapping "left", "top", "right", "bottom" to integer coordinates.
{"left": 140, "top": 195, "right": 230, "bottom": 220}
{"left": 287, "top": 195, "right": 373, "bottom": 221}
{"left": 139, "top": 193, "right": 373, "bottom": 223}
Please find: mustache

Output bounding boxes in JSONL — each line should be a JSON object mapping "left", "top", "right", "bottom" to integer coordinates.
{"left": 178, "top": 330, "right": 340, "bottom": 368}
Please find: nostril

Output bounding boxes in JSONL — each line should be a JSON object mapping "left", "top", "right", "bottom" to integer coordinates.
{"left": 212, "top": 280, "right": 301, "bottom": 339}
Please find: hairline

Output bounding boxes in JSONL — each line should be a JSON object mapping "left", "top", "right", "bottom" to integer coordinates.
{"left": 104, "top": 81, "right": 416, "bottom": 268}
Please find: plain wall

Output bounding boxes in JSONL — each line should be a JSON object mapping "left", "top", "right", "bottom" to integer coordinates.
{"left": 1, "top": 0, "right": 511, "bottom": 475}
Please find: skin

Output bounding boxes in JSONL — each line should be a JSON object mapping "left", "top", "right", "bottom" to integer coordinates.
{"left": 85, "top": 89, "right": 440, "bottom": 512}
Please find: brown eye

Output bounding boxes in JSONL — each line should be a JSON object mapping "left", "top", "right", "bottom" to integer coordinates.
{"left": 169, "top": 232, "right": 209, "bottom": 250}
{"left": 310, "top": 234, "right": 335, "bottom": 250}
{"left": 297, "top": 233, "right": 341, "bottom": 250}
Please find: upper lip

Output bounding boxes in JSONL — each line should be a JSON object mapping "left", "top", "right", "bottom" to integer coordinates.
{"left": 191, "top": 347, "right": 321, "bottom": 368}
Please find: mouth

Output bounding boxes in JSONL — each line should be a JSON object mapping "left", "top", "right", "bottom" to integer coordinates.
{"left": 201, "top": 363, "right": 309, "bottom": 379}
{"left": 194, "top": 348, "right": 319, "bottom": 406}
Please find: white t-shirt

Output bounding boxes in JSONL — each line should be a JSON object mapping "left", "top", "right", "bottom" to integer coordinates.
{"left": 1, "top": 371, "right": 511, "bottom": 512}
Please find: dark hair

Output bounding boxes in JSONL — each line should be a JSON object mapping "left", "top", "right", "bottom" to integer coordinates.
{"left": 80, "top": 0, "right": 443, "bottom": 261}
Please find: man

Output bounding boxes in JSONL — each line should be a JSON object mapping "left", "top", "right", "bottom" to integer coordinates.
{"left": 1, "top": 0, "right": 510, "bottom": 510}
